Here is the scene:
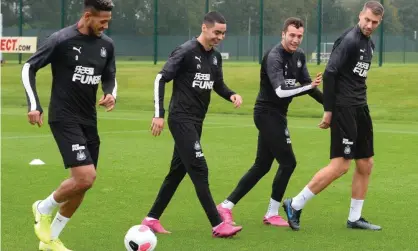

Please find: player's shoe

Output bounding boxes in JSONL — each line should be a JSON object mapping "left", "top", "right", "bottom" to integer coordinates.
{"left": 282, "top": 198, "right": 302, "bottom": 231}
{"left": 141, "top": 218, "right": 171, "bottom": 234}
{"left": 32, "top": 200, "right": 52, "bottom": 243}
{"left": 263, "top": 215, "right": 289, "bottom": 227}
{"left": 39, "top": 239, "right": 72, "bottom": 251}
{"left": 216, "top": 204, "right": 235, "bottom": 225}
{"left": 347, "top": 217, "right": 382, "bottom": 230}
{"left": 212, "top": 222, "right": 242, "bottom": 238}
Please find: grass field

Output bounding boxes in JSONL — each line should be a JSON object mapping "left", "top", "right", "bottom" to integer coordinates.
{"left": 2, "top": 61, "right": 418, "bottom": 250}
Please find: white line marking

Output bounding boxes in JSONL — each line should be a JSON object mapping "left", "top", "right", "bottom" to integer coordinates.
{"left": 3, "top": 124, "right": 418, "bottom": 140}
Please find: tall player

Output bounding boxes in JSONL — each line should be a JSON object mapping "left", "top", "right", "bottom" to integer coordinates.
{"left": 22, "top": 0, "right": 117, "bottom": 249}
{"left": 283, "top": 1, "right": 384, "bottom": 231}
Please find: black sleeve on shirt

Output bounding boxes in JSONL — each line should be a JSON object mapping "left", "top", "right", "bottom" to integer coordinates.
{"left": 101, "top": 42, "right": 117, "bottom": 100}
{"left": 323, "top": 35, "right": 356, "bottom": 111}
{"left": 21, "top": 32, "right": 59, "bottom": 113}
{"left": 213, "top": 54, "right": 236, "bottom": 101}
{"left": 308, "top": 88, "right": 324, "bottom": 104}
{"left": 322, "top": 70, "right": 336, "bottom": 111}
{"left": 153, "top": 45, "right": 187, "bottom": 118}
{"left": 266, "top": 49, "right": 314, "bottom": 98}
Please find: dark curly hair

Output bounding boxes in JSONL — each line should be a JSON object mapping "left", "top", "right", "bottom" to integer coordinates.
{"left": 84, "top": 0, "right": 114, "bottom": 11}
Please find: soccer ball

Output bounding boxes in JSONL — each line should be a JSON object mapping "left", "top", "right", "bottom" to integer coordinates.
{"left": 124, "top": 225, "right": 157, "bottom": 251}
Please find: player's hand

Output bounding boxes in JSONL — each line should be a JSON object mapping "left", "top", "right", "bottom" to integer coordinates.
{"left": 311, "top": 72, "right": 322, "bottom": 88}
{"left": 319, "top": 111, "right": 332, "bottom": 129}
{"left": 28, "top": 110, "right": 43, "bottom": 127}
{"left": 151, "top": 117, "right": 164, "bottom": 137}
{"left": 98, "top": 94, "right": 115, "bottom": 112}
{"left": 230, "top": 94, "right": 243, "bottom": 108}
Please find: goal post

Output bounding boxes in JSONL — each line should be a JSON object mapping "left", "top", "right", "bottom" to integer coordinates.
{"left": 310, "top": 42, "right": 334, "bottom": 63}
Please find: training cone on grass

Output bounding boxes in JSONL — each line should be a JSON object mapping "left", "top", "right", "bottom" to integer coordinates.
{"left": 29, "top": 159, "right": 45, "bottom": 165}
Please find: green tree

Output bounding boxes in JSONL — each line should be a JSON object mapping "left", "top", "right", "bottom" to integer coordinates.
{"left": 157, "top": 0, "right": 204, "bottom": 35}
{"left": 212, "top": 0, "right": 317, "bottom": 35}
{"left": 1, "top": 0, "right": 20, "bottom": 27}
{"left": 394, "top": 0, "right": 418, "bottom": 37}
{"left": 23, "top": 0, "right": 61, "bottom": 29}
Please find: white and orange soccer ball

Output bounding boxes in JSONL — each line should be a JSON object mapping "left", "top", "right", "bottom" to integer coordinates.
{"left": 124, "top": 225, "right": 157, "bottom": 251}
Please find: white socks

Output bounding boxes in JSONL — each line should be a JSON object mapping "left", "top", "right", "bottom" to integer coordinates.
{"left": 221, "top": 200, "right": 235, "bottom": 210}
{"left": 348, "top": 199, "right": 364, "bottom": 222}
{"left": 291, "top": 186, "right": 315, "bottom": 210}
{"left": 51, "top": 212, "right": 70, "bottom": 240}
{"left": 145, "top": 217, "right": 157, "bottom": 221}
{"left": 38, "top": 192, "right": 59, "bottom": 215}
{"left": 37, "top": 192, "right": 70, "bottom": 240}
{"left": 265, "top": 198, "right": 280, "bottom": 218}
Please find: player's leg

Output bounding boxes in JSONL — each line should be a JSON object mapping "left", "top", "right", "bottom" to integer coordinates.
{"left": 352, "top": 158, "right": 373, "bottom": 207}
{"left": 170, "top": 121, "right": 222, "bottom": 226}
{"left": 35, "top": 169, "right": 95, "bottom": 251}
{"left": 47, "top": 124, "right": 101, "bottom": 245}
{"left": 170, "top": 120, "right": 242, "bottom": 237}
{"left": 39, "top": 179, "right": 89, "bottom": 251}
{"left": 346, "top": 157, "right": 380, "bottom": 230}
{"left": 221, "top": 111, "right": 290, "bottom": 226}
{"left": 265, "top": 120, "right": 296, "bottom": 227}
{"left": 33, "top": 123, "right": 96, "bottom": 244}
{"left": 283, "top": 107, "right": 355, "bottom": 230}
{"left": 142, "top": 147, "right": 186, "bottom": 233}
{"left": 218, "top": 131, "right": 274, "bottom": 224}
{"left": 147, "top": 148, "right": 186, "bottom": 219}
{"left": 347, "top": 106, "right": 381, "bottom": 230}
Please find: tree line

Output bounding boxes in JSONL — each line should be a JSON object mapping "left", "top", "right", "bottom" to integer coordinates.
{"left": 2, "top": 0, "right": 417, "bottom": 38}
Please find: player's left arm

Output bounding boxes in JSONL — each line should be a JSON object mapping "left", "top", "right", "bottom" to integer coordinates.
{"left": 298, "top": 53, "right": 323, "bottom": 104}
{"left": 100, "top": 42, "right": 117, "bottom": 112}
{"left": 323, "top": 35, "right": 356, "bottom": 112}
{"left": 213, "top": 53, "right": 242, "bottom": 108}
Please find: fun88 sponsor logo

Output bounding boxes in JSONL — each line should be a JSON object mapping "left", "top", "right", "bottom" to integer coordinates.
{"left": 192, "top": 73, "right": 214, "bottom": 90}
{"left": 353, "top": 62, "right": 370, "bottom": 78}
{"left": 72, "top": 66, "right": 101, "bottom": 85}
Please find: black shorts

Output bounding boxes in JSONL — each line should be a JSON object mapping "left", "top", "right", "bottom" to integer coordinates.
{"left": 49, "top": 122, "right": 100, "bottom": 168}
{"left": 330, "top": 105, "right": 374, "bottom": 160}
{"left": 167, "top": 118, "right": 207, "bottom": 171}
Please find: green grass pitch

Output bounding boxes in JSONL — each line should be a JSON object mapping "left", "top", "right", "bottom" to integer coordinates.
{"left": 2, "top": 61, "right": 418, "bottom": 250}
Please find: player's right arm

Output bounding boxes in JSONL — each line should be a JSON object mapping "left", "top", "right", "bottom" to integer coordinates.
{"left": 266, "top": 51, "right": 317, "bottom": 99}
{"left": 320, "top": 35, "right": 356, "bottom": 129}
{"left": 151, "top": 46, "right": 186, "bottom": 136}
{"left": 21, "top": 32, "right": 58, "bottom": 126}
